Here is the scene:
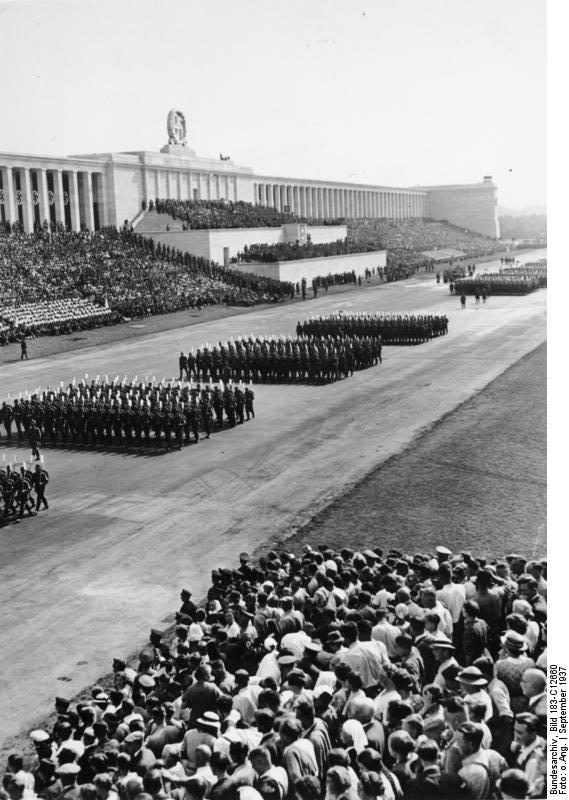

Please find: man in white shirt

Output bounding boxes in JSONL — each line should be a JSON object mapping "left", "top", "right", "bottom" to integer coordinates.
{"left": 371, "top": 608, "right": 400, "bottom": 659}
{"left": 250, "top": 746, "right": 289, "bottom": 799}
{"left": 511, "top": 712, "right": 546, "bottom": 796}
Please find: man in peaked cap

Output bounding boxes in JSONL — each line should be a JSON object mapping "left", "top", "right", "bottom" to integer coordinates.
{"left": 124, "top": 730, "right": 156, "bottom": 776}
{"left": 55, "top": 763, "right": 81, "bottom": 800}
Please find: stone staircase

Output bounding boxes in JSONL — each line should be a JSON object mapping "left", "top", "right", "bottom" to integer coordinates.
{"left": 134, "top": 209, "right": 184, "bottom": 233}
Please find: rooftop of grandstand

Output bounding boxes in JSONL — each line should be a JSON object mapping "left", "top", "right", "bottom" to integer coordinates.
{"left": 1, "top": 540, "right": 547, "bottom": 800}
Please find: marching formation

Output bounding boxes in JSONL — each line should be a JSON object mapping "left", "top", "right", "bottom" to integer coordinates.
{"left": 0, "top": 460, "right": 50, "bottom": 521}
{"left": 179, "top": 335, "right": 383, "bottom": 386}
{"left": 0, "top": 377, "right": 255, "bottom": 454}
{"left": 453, "top": 260, "right": 547, "bottom": 297}
{"left": 297, "top": 314, "right": 449, "bottom": 346}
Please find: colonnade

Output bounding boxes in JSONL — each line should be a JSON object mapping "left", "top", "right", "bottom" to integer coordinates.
{"left": 145, "top": 168, "right": 238, "bottom": 203}
{"left": 252, "top": 181, "right": 426, "bottom": 220}
{"left": 0, "top": 165, "right": 105, "bottom": 232}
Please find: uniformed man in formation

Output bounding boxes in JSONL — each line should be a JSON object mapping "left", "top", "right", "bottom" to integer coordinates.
{"left": 0, "top": 376, "right": 255, "bottom": 452}
{"left": 297, "top": 312, "right": 449, "bottom": 344}
{"left": 454, "top": 262, "right": 547, "bottom": 297}
{"left": 179, "top": 334, "right": 382, "bottom": 385}
{"left": 1, "top": 460, "right": 50, "bottom": 521}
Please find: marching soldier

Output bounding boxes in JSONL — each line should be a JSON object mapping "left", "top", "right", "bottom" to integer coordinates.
{"left": 29, "top": 421, "right": 42, "bottom": 461}
{"left": 201, "top": 396, "right": 213, "bottom": 439}
{"left": 234, "top": 385, "right": 245, "bottom": 424}
{"left": 188, "top": 400, "right": 200, "bottom": 444}
{"left": 213, "top": 387, "right": 224, "bottom": 429}
{"left": 13, "top": 399, "right": 23, "bottom": 438}
{"left": 163, "top": 406, "right": 173, "bottom": 451}
{"left": 32, "top": 462, "right": 49, "bottom": 511}
{"left": 244, "top": 387, "right": 255, "bottom": 420}
{"left": 173, "top": 407, "right": 185, "bottom": 450}
{"left": 17, "top": 468, "right": 36, "bottom": 518}
{"left": 179, "top": 352, "right": 188, "bottom": 380}
{"left": 1, "top": 401, "right": 14, "bottom": 439}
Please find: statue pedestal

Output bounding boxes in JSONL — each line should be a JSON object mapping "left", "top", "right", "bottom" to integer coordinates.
{"left": 159, "top": 144, "right": 196, "bottom": 157}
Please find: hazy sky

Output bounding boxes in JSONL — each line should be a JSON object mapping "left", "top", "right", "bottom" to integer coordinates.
{"left": 0, "top": 0, "right": 545, "bottom": 209}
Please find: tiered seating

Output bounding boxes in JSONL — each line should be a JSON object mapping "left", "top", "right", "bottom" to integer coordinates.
{"left": 240, "top": 239, "right": 378, "bottom": 263}
{"left": 0, "top": 299, "right": 112, "bottom": 337}
{"left": 152, "top": 198, "right": 344, "bottom": 229}
{"left": 0, "top": 228, "right": 295, "bottom": 340}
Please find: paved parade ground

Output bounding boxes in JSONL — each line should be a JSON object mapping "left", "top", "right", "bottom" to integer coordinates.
{"left": 0, "top": 252, "right": 546, "bottom": 750}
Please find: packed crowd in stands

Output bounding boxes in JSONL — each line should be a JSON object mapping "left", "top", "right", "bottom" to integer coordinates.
{"left": 238, "top": 241, "right": 378, "bottom": 264}
{"left": 151, "top": 200, "right": 345, "bottom": 231}
{"left": 0, "top": 228, "right": 294, "bottom": 341}
{"left": 349, "top": 220, "right": 503, "bottom": 276}
{"left": 0, "top": 377, "right": 255, "bottom": 452}
{"left": 0, "top": 299, "right": 112, "bottom": 340}
{"left": 178, "top": 335, "right": 383, "bottom": 385}
{"left": 1, "top": 542, "right": 547, "bottom": 799}
{"left": 298, "top": 314, "right": 448, "bottom": 346}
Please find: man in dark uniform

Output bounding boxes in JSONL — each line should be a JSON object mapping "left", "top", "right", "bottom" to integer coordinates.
{"left": 173, "top": 407, "right": 184, "bottom": 450}
{"left": 179, "top": 352, "right": 188, "bottom": 381}
{"left": 201, "top": 397, "right": 213, "bottom": 439}
{"left": 244, "top": 387, "right": 255, "bottom": 420}
{"left": 13, "top": 399, "right": 23, "bottom": 438}
{"left": 20, "top": 337, "right": 29, "bottom": 360}
{"left": 163, "top": 406, "right": 173, "bottom": 451}
{"left": 188, "top": 400, "right": 200, "bottom": 444}
{"left": 234, "top": 386, "right": 245, "bottom": 424}
{"left": 32, "top": 463, "right": 49, "bottom": 511}
{"left": 213, "top": 388, "right": 224, "bottom": 428}
{"left": 1, "top": 401, "right": 14, "bottom": 439}
{"left": 17, "top": 469, "right": 36, "bottom": 518}
{"left": 29, "top": 421, "right": 42, "bottom": 461}
{"left": 153, "top": 405, "right": 164, "bottom": 447}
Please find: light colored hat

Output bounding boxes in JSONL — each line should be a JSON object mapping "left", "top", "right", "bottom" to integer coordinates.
{"left": 30, "top": 730, "right": 50, "bottom": 743}
{"left": 189, "top": 623, "right": 204, "bottom": 642}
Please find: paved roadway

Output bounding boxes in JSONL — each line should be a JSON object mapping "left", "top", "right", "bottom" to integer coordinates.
{"left": 0, "top": 251, "right": 546, "bottom": 747}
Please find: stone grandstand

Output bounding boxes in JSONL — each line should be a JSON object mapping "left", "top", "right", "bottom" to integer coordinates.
{"left": 0, "top": 214, "right": 504, "bottom": 342}
{"left": 0, "top": 227, "right": 294, "bottom": 342}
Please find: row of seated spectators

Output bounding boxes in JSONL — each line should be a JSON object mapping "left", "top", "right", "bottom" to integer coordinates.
{"left": 1, "top": 543, "right": 547, "bottom": 800}
{"left": 238, "top": 241, "right": 378, "bottom": 264}
{"left": 151, "top": 200, "right": 345, "bottom": 230}
{"left": 0, "top": 299, "right": 112, "bottom": 342}
{"left": 0, "top": 228, "right": 295, "bottom": 340}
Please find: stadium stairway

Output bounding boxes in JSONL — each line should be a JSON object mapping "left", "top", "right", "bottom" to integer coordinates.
{"left": 134, "top": 209, "right": 184, "bottom": 233}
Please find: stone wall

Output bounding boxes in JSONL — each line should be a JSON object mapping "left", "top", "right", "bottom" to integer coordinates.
{"left": 231, "top": 250, "right": 387, "bottom": 284}
{"left": 139, "top": 225, "right": 348, "bottom": 266}
{"left": 425, "top": 179, "right": 499, "bottom": 238}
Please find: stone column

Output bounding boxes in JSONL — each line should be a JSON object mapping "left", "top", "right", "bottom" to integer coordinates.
{"left": 2, "top": 166, "right": 16, "bottom": 223}
{"left": 82, "top": 172, "right": 95, "bottom": 230}
{"left": 37, "top": 169, "right": 50, "bottom": 226}
{"left": 68, "top": 170, "right": 81, "bottom": 231}
{"left": 52, "top": 170, "right": 65, "bottom": 227}
{"left": 20, "top": 168, "right": 34, "bottom": 231}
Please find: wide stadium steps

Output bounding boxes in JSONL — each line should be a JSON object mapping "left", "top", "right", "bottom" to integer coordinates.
{"left": 134, "top": 209, "right": 184, "bottom": 233}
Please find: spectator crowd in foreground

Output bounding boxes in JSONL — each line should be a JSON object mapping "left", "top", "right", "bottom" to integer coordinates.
{"left": 2, "top": 543, "right": 547, "bottom": 800}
